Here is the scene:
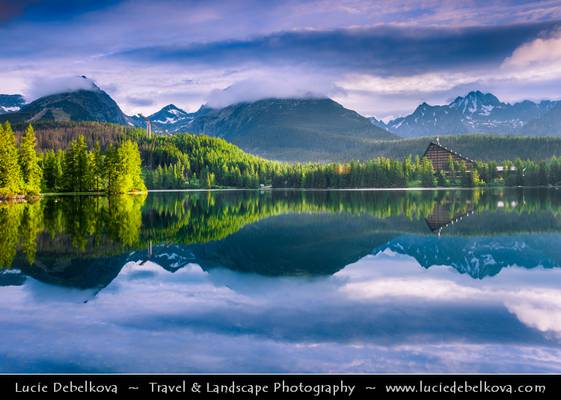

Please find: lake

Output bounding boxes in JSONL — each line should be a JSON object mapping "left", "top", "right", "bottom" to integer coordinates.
{"left": 1, "top": 188, "right": 561, "bottom": 373}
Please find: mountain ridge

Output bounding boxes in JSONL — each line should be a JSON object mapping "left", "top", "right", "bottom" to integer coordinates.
{"left": 122, "top": 97, "right": 398, "bottom": 160}
{"left": 0, "top": 78, "right": 129, "bottom": 125}
{"left": 377, "top": 90, "right": 561, "bottom": 137}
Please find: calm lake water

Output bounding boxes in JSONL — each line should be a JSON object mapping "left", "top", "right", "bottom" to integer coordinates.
{"left": 2, "top": 188, "right": 561, "bottom": 372}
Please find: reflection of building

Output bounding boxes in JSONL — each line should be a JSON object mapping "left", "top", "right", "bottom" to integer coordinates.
{"left": 422, "top": 139, "right": 476, "bottom": 174}
{"left": 425, "top": 203, "right": 475, "bottom": 235}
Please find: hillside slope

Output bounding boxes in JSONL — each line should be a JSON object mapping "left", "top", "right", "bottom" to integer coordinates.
{"left": 0, "top": 78, "right": 128, "bottom": 125}
{"left": 187, "top": 98, "right": 396, "bottom": 160}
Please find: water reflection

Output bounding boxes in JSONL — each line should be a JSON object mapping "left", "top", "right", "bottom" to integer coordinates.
{"left": 1, "top": 189, "right": 561, "bottom": 372}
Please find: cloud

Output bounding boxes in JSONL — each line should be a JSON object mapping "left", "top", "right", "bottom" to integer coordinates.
{"left": 25, "top": 75, "right": 98, "bottom": 100}
{"left": 205, "top": 73, "right": 343, "bottom": 108}
{"left": 125, "top": 96, "right": 154, "bottom": 107}
{"left": 339, "top": 72, "right": 476, "bottom": 94}
{"left": 3, "top": 1, "right": 561, "bottom": 118}
{"left": 503, "top": 28, "right": 561, "bottom": 70}
{"left": 116, "top": 23, "right": 555, "bottom": 76}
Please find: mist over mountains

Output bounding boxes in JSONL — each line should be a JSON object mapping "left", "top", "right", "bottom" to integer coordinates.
{"left": 3, "top": 79, "right": 561, "bottom": 160}
{"left": 0, "top": 79, "right": 394, "bottom": 160}
{"left": 0, "top": 78, "right": 128, "bottom": 125}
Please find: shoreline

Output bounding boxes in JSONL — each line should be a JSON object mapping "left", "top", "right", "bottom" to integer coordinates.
{"left": 2, "top": 184, "right": 559, "bottom": 202}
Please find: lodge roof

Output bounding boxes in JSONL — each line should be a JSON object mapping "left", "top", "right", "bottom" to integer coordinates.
{"left": 422, "top": 140, "right": 476, "bottom": 165}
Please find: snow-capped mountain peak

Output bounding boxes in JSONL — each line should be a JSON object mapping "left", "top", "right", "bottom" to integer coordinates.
{"left": 383, "top": 90, "right": 561, "bottom": 137}
{"left": 149, "top": 104, "right": 192, "bottom": 125}
{"left": 449, "top": 91, "right": 503, "bottom": 116}
{"left": 0, "top": 94, "right": 26, "bottom": 115}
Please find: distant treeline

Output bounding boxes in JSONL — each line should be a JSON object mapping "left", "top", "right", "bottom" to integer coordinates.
{"left": 358, "top": 135, "right": 561, "bottom": 162}
{"left": 271, "top": 156, "right": 561, "bottom": 189}
{"left": 134, "top": 132, "right": 561, "bottom": 189}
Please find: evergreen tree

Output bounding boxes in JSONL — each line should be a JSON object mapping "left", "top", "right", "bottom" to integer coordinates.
{"left": 19, "top": 124, "right": 42, "bottom": 195}
{"left": 42, "top": 150, "right": 63, "bottom": 192}
{"left": 104, "top": 145, "right": 120, "bottom": 193}
{"left": 0, "top": 122, "right": 24, "bottom": 196}
{"left": 62, "top": 135, "right": 89, "bottom": 192}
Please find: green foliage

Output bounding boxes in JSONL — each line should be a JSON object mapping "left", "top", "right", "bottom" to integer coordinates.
{"left": 62, "top": 135, "right": 89, "bottom": 192}
{"left": 138, "top": 134, "right": 278, "bottom": 189}
{"left": 7, "top": 123, "right": 561, "bottom": 194}
{"left": 135, "top": 133, "right": 561, "bottom": 190}
{"left": 0, "top": 122, "right": 24, "bottom": 196}
{"left": 20, "top": 200, "right": 42, "bottom": 264}
{"left": 19, "top": 125, "right": 43, "bottom": 195}
{"left": 43, "top": 134, "right": 147, "bottom": 194}
{"left": 0, "top": 203, "right": 24, "bottom": 266}
{"left": 106, "top": 140, "right": 146, "bottom": 193}
{"left": 41, "top": 150, "right": 64, "bottom": 192}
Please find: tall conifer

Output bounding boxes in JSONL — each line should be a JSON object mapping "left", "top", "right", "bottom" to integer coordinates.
{"left": 19, "top": 124, "right": 42, "bottom": 195}
{"left": 0, "top": 122, "right": 24, "bottom": 196}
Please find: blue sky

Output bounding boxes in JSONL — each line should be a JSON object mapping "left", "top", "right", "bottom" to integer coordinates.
{"left": 2, "top": 0, "right": 561, "bottom": 119}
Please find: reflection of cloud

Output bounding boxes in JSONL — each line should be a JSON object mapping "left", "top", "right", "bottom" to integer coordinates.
{"left": 505, "top": 289, "right": 561, "bottom": 338}
{"left": 340, "top": 254, "right": 561, "bottom": 339}
{"left": 2, "top": 252, "right": 561, "bottom": 372}
{"left": 340, "top": 278, "right": 479, "bottom": 300}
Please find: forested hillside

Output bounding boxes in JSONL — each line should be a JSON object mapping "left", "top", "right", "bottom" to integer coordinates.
{"left": 357, "top": 135, "right": 561, "bottom": 162}
{"left": 3, "top": 121, "right": 561, "bottom": 197}
{"left": 13, "top": 122, "right": 561, "bottom": 162}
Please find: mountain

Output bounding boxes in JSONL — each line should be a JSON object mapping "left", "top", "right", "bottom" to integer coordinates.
{"left": 368, "top": 116, "right": 388, "bottom": 130}
{"left": 127, "top": 104, "right": 205, "bottom": 132}
{"left": 141, "top": 98, "right": 396, "bottom": 160}
{"left": 387, "top": 102, "right": 465, "bottom": 137}
{"left": 149, "top": 104, "right": 195, "bottom": 131}
{"left": 113, "top": 97, "right": 397, "bottom": 160}
{"left": 383, "top": 91, "right": 560, "bottom": 137}
{"left": 0, "top": 77, "right": 128, "bottom": 125}
{"left": 521, "top": 102, "right": 561, "bottom": 136}
{"left": 184, "top": 98, "right": 396, "bottom": 160}
{"left": 0, "top": 94, "right": 25, "bottom": 114}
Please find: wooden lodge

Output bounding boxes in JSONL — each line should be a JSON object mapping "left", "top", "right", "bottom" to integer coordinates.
{"left": 422, "top": 139, "right": 476, "bottom": 174}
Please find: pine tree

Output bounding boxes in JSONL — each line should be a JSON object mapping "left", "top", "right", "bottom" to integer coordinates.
{"left": 42, "top": 150, "right": 63, "bottom": 192}
{"left": 104, "top": 145, "right": 120, "bottom": 193}
{"left": 62, "top": 135, "right": 89, "bottom": 192}
{"left": 0, "top": 122, "right": 24, "bottom": 196}
{"left": 19, "top": 124, "right": 42, "bottom": 195}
